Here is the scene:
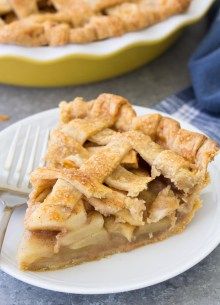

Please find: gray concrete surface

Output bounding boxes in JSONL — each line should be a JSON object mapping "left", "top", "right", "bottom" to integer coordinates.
{"left": 0, "top": 19, "right": 219, "bottom": 305}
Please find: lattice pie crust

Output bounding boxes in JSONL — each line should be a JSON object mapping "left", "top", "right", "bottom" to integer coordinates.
{"left": 0, "top": 0, "right": 191, "bottom": 46}
{"left": 18, "top": 93, "right": 219, "bottom": 271}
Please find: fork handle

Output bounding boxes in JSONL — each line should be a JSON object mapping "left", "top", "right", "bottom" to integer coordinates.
{"left": 0, "top": 206, "right": 14, "bottom": 253}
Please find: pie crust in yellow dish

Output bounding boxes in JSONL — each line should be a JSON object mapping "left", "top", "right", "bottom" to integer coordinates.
{"left": 18, "top": 93, "right": 219, "bottom": 271}
{"left": 0, "top": 0, "right": 191, "bottom": 46}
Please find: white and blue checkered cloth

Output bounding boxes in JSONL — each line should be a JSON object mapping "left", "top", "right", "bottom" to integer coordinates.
{"left": 154, "top": 2, "right": 220, "bottom": 143}
{"left": 153, "top": 87, "right": 220, "bottom": 143}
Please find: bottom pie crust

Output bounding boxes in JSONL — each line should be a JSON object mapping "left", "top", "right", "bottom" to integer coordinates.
{"left": 18, "top": 199, "right": 201, "bottom": 271}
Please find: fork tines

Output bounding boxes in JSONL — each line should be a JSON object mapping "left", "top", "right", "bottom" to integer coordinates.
{"left": 1, "top": 125, "right": 50, "bottom": 194}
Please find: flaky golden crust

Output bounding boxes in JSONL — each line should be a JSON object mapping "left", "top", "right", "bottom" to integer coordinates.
{"left": 18, "top": 93, "right": 219, "bottom": 272}
{"left": 132, "top": 113, "right": 219, "bottom": 172}
{"left": 0, "top": 0, "right": 191, "bottom": 46}
{"left": 59, "top": 93, "right": 136, "bottom": 131}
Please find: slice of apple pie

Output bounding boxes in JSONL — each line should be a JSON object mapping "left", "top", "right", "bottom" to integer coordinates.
{"left": 18, "top": 94, "right": 219, "bottom": 271}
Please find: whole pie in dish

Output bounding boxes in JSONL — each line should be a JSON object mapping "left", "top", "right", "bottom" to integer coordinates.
{"left": 18, "top": 94, "right": 219, "bottom": 271}
{"left": 0, "top": 0, "right": 191, "bottom": 46}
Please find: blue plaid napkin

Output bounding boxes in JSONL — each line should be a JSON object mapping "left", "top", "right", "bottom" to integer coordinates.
{"left": 153, "top": 87, "right": 220, "bottom": 143}
{"left": 189, "top": 3, "right": 220, "bottom": 113}
{"left": 153, "top": 2, "right": 220, "bottom": 143}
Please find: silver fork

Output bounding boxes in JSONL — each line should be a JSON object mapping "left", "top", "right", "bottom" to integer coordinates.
{"left": 0, "top": 124, "right": 50, "bottom": 253}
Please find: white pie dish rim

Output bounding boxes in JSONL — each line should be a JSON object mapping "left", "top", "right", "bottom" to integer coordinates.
{"left": 0, "top": 105, "right": 219, "bottom": 294}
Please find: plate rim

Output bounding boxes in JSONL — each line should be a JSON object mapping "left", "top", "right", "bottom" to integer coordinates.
{"left": 0, "top": 0, "right": 215, "bottom": 62}
{"left": 0, "top": 105, "right": 220, "bottom": 294}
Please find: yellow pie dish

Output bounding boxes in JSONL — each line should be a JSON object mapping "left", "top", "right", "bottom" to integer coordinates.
{"left": 0, "top": 0, "right": 215, "bottom": 87}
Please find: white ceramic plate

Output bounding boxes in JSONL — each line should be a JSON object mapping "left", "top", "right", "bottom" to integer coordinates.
{"left": 0, "top": 106, "right": 220, "bottom": 294}
{"left": 0, "top": 0, "right": 215, "bottom": 61}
